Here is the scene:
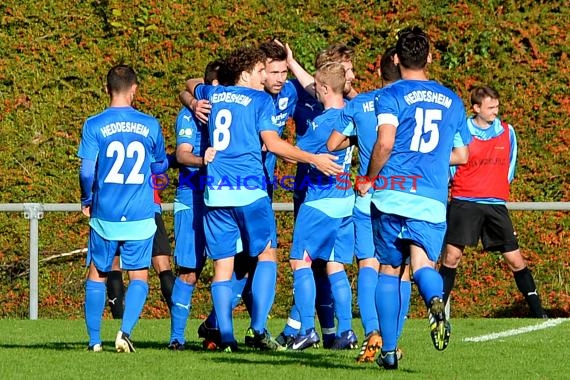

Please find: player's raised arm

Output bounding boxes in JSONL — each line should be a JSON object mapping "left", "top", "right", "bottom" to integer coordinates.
{"left": 179, "top": 78, "right": 211, "bottom": 123}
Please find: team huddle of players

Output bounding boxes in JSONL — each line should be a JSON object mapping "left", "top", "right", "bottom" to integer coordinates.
{"left": 78, "top": 26, "right": 547, "bottom": 370}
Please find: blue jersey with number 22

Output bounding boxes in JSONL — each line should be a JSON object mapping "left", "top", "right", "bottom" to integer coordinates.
{"left": 78, "top": 106, "right": 166, "bottom": 240}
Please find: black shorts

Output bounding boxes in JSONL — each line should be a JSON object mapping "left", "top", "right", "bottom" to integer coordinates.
{"left": 152, "top": 212, "right": 171, "bottom": 257}
{"left": 445, "top": 199, "right": 519, "bottom": 253}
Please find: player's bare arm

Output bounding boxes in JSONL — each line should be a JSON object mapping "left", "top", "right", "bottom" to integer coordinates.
{"left": 327, "top": 130, "right": 351, "bottom": 151}
{"left": 275, "top": 40, "right": 317, "bottom": 97}
{"left": 260, "top": 130, "right": 342, "bottom": 176}
{"left": 181, "top": 78, "right": 210, "bottom": 123}
{"left": 450, "top": 146, "right": 469, "bottom": 165}
{"left": 176, "top": 143, "right": 216, "bottom": 167}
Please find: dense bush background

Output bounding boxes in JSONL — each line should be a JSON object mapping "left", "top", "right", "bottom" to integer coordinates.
{"left": 0, "top": 0, "right": 568, "bottom": 319}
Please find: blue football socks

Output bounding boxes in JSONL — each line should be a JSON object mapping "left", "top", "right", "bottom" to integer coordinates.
{"left": 398, "top": 279, "right": 412, "bottom": 340}
{"left": 250, "top": 261, "right": 277, "bottom": 332}
{"left": 293, "top": 267, "right": 316, "bottom": 332}
{"left": 357, "top": 266, "right": 379, "bottom": 335}
{"left": 85, "top": 279, "right": 106, "bottom": 346}
{"left": 121, "top": 279, "right": 148, "bottom": 336}
{"left": 329, "top": 270, "right": 352, "bottom": 335}
{"left": 170, "top": 278, "right": 195, "bottom": 344}
{"left": 375, "top": 273, "right": 400, "bottom": 351}
{"left": 413, "top": 267, "right": 444, "bottom": 307}
{"left": 315, "top": 271, "right": 336, "bottom": 341}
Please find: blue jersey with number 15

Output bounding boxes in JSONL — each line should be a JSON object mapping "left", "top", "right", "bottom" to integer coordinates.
{"left": 373, "top": 80, "right": 471, "bottom": 223}
{"left": 195, "top": 84, "right": 278, "bottom": 207}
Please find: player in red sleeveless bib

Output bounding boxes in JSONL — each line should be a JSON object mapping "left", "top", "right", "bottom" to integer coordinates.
{"left": 439, "top": 85, "right": 547, "bottom": 319}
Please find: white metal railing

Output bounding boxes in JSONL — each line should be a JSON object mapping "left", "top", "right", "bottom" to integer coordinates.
{"left": 0, "top": 202, "right": 568, "bottom": 320}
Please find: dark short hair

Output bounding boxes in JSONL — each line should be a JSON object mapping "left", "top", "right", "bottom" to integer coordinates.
{"left": 259, "top": 41, "right": 287, "bottom": 62}
{"left": 204, "top": 59, "right": 225, "bottom": 85}
{"left": 224, "top": 46, "right": 266, "bottom": 85}
{"left": 470, "top": 85, "right": 500, "bottom": 106}
{"left": 396, "top": 27, "right": 430, "bottom": 70}
{"left": 106, "top": 65, "right": 138, "bottom": 94}
{"left": 378, "top": 46, "right": 400, "bottom": 83}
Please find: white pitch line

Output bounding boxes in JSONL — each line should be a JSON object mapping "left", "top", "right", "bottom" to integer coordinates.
{"left": 463, "top": 318, "right": 569, "bottom": 343}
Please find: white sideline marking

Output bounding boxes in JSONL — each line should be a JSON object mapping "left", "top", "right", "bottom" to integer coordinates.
{"left": 463, "top": 318, "right": 569, "bottom": 343}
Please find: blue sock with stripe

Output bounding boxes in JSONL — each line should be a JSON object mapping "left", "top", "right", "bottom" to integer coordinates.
{"left": 293, "top": 267, "right": 316, "bottom": 332}
{"left": 282, "top": 304, "right": 301, "bottom": 337}
{"left": 315, "top": 271, "right": 336, "bottom": 341}
{"left": 205, "top": 272, "right": 248, "bottom": 329}
{"left": 169, "top": 278, "right": 195, "bottom": 344}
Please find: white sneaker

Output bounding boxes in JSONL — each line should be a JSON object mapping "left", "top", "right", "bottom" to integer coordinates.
{"left": 115, "top": 331, "right": 135, "bottom": 353}
{"left": 87, "top": 343, "right": 103, "bottom": 352}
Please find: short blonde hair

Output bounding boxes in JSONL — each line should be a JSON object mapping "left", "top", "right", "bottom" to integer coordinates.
{"left": 315, "top": 43, "right": 354, "bottom": 69}
{"left": 315, "top": 62, "right": 346, "bottom": 95}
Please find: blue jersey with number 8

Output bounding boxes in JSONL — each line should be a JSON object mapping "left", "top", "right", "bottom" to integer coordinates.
{"left": 195, "top": 84, "right": 278, "bottom": 207}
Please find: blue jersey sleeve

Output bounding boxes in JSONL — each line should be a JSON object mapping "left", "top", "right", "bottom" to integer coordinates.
{"left": 79, "top": 158, "right": 96, "bottom": 206}
{"left": 339, "top": 102, "right": 356, "bottom": 136}
{"left": 374, "top": 89, "right": 399, "bottom": 128}
{"left": 453, "top": 131, "right": 468, "bottom": 147}
{"left": 77, "top": 120, "right": 99, "bottom": 160}
{"left": 175, "top": 108, "right": 199, "bottom": 148}
{"left": 152, "top": 122, "right": 166, "bottom": 163}
{"left": 508, "top": 124, "right": 517, "bottom": 182}
{"left": 454, "top": 106, "right": 472, "bottom": 148}
{"left": 194, "top": 84, "right": 213, "bottom": 101}
{"left": 259, "top": 93, "right": 278, "bottom": 133}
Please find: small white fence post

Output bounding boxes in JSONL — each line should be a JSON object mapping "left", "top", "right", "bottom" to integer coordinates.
{"left": 23, "top": 203, "right": 44, "bottom": 320}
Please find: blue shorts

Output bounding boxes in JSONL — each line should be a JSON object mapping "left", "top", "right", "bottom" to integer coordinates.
{"left": 371, "top": 205, "right": 446, "bottom": 267}
{"left": 353, "top": 207, "right": 374, "bottom": 261}
{"left": 291, "top": 204, "right": 354, "bottom": 264}
{"left": 174, "top": 205, "right": 206, "bottom": 270}
{"left": 204, "top": 197, "right": 277, "bottom": 260}
{"left": 293, "top": 188, "right": 306, "bottom": 220}
{"left": 87, "top": 228, "right": 153, "bottom": 272}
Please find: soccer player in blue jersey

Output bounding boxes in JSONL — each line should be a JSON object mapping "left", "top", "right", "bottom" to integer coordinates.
{"left": 276, "top": 42, "right": 358, "bottom": 349}
{"left": 327, "top": 46, "right": 404, "bottom": 363}
{"left": 188, "top": 46, "right": 341, "bottom": 352}
{"left": 289, "top": 62, "right": 357, "bottom": 351}
{"left": 357, "top": 27, "right": 472, "bottom": 369}
{"left": 78, "top": 65, "right": 167, "bottom": 352}
{"left": 259, "top": 41, "right": 299, "bottom": 199}
{"left": 181, "top": 44, "right": 302, "bottom": 349}
{"left": 439, "top": 85, "right": 547, "bottom": 318}
{"left": 167, "top": 61, "right": 220, "bottom": 350}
